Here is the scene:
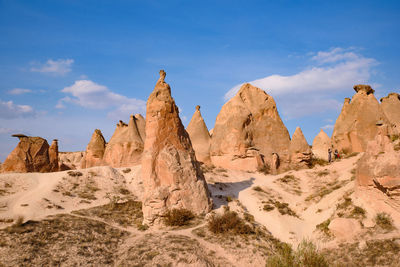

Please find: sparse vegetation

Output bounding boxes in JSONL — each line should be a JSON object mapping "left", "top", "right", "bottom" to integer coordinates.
{"left": 309, "top": 158, "right": 328, "bottom": 168}
{"left": 253, "top": 186, "right": 265, "bottom": 193}
{"left": 375, "top": 212, "right": 395, "bottom": 231}
{"left": 164, "top": 208, "right": 195, "bottom": 227}
{"left": 345, "top": 152, "right": 359, "bottom": 158}
{"left": 306, "top": 180, "right": 348, "bottom": 202}
{"left": 67, "top": 171, "right": 83, "bottom": 177}
{"left": 122, "top": 168, "right": 131, "bottom": 173}
{"left": 316, "top": 219, "right": 332, "bottom": 237}
{"left": 263, "top": 204, "right": 275, "bottom": 211}
{"left": 262, "top": 199, "right": 298, "bottom": 217}
{"left": 350, "top": 206, "right": 366, "bottom": 219}
{"left": 257, "top": 164, "right": 270, "bottom": 175}
{"left": 266, "top": 240, "right": 328, "bottom": 267}
{"left": 207, "top": 210, "right": 254, "bottom": 235}
{"left": 390, "top": 134, "right": 399, "bottom": 142}
{"left": 316, "top": 169, "right": 329, "bottom": 177}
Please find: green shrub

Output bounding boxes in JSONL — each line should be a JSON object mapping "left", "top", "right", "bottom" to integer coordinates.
{"left": 163, "top": 208, "right": 195, "bottom": 226}
{"left": 207, "top": 210, "right": 254, "bottom": 235}
{"left": 375, "top": 212, "right": 395, "bottom": 230}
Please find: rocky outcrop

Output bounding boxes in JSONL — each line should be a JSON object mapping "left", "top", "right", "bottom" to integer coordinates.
{"left": 381, "top": 93, "right": 400, "bottom": 134}
{"left": 1, "top": 135, "right": 55, "bottom": 173}
{"left": 312, "top": 129, "right": 331, "bottom": 161}
{"left": 210, "top": 83, "right": 290, "bottom": 172}
{"left": 289, "top": 127, "right": 312, "bottom": 169}
{"left": 186, "top": 105, "right": 211, "bottom": 164}
{"left": 49, "top": 139, "right": 59, "bottom": 172}
{"left": 81, "top": 129, "right": 106, "bottom": 168}
{"left": 332, "top": 84, "right": 393, "bottom": 154}
{"left": 135, "top": 114, "right": 146, "bottom": 141}
{"left": 59, "top": 151, "right": 84, "bottom": 170}
{"left": 102, "top": 115, "right": 144, "bottom": 167}
{"left": 141, "top": 70, "right": 212, "bottom": 225}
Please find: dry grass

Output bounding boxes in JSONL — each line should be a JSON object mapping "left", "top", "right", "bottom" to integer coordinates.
{"left": 275, "top": 174, "right": 302, "bottom": 195}
{"left": 305, "top": 180, "right": 348, "bottom": 202}
{"left": 375, "top": 212, "right": 395, "bottom": 231}
{"left": 257, "top": 164, "right": 271, "bottom": 175}
{"left": 316, "top": 219, "right": 332, "bottom": 237}
{"left": 0, "top": 214, "right": 129, "bottom": 266}
{"left": 163, "top": 208, "right": 195, "bottom": 227}
{"left": 207, "top": 210, "right": 254, "bottom": 235}
{"left": 309, "top": 158, "right": 328, "bottom": 168}
{"left": 262, "top": 198, "right": 299, "bottom": 217}
{"left": 72, "top": 200, "right": 144, "bottom": 229}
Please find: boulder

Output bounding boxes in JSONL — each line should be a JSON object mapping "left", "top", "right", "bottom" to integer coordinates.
{"left": 141, "top": 70, "right": 212, "bottom": 225}
{"left": 49, "top": 139, "right": 59, "bottom": 172}
{"left": 1, "top": 135, "right": 52, "bottom": 173}
{"left": 210, "top": 83, "right": 290, "bottom": 172}
{"left": 289, "top": 127, "right": 312, "bottom": 169}
{"left": 81, "top": 129, "right": 106, "bottom": 168}
{"left": 312, "top": 129, "right": 332, "bottom": 161}
{"left": 102, "top": 114, "right": 144, "bottom": 167}
{"left": 381, "top": 93, "right": 400, "bottom": 134}
{"left": 332, "top": 84, "right": 393, "bottom": 153}
{"left": 186, "top": 105, "right": 211, "bottom": 164}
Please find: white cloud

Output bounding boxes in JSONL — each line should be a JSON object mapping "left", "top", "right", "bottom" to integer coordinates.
{"left": 224, "top": 47, "right": 377, "bottom": 118}
{"left": 322, "top": 124, "right": 334, "bottom": 130}
{"left": 31, "top": 59, "right": 74, "bottom": 75}
{"left": 0, "top": 100, "right": 35, "bottom": 119}
{"left": 57, "top": 80, "right": 146, "bottom": 119}
{"left": 0, "top": 127, "right": 15, "bottom": 134}
{"left": 8, "top": 88, "right": 32, "bottom": 95}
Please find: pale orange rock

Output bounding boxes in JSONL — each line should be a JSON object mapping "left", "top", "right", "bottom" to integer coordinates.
{"left": 381, "top": 93, "right": 400, "bottom": 134}
{"left": 59, "top": 151, "right": 84, "bottom": 170}
{"left": 186, "top": 105, "right": 211, "bottom": 164}
{"left": 81, "top": 129, "right": 106, "bottom": 168}
{"left": 289, "top": 127, "right": 312, "bottom": 168}
{"left": 1, "top": 135, "right": 53, "bottom": 173}
{"left": 49, "top": 139, "right": 59, "bottom": 172}
{"left": 312, "top": 129, "right": 331, "bottom": 161}
{"left": 135, "top": 114, "right": 146, "bottom": 141}
{"left": 332, "top": 85, "right": 393, "bottom": 153}
{"left": 328, "top": 218, "right": 361, "bottom": 240}
{"left": 141, "top": 70, "right": 212, "bottom": 225}
{"left": 210, "top": 83, "right": 290, "bottom": 172}
{"left": 102, "top": 114, "right": 144, "bottom": 167}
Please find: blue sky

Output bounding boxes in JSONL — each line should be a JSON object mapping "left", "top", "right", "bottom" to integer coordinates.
{"left": 1, "top": 0, "right": 399, "bottom": 161}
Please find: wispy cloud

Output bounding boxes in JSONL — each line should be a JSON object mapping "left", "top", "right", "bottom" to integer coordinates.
{"left": 224, "top": 47, "right": 377, "bottom": 118}
{"left": 30, "top": 59, "right": 74, "bottom": 75}
{"left": 7, "top": 88, "right": 32, "bottom": 95}
{"left": 322, "top": 124, "right": 334, "bottom": 130}
{"left": 0, "top": 99, "right": 35, "bottom": 119}
{"left": 57, "top": 80, "right": 146, "bottom": 119}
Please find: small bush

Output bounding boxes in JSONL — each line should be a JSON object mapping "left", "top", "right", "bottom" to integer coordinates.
{"left": 207, "top": 210, "right": 254, "bottom": 235}
{"left": 122, "top": 168, "right": 131, "bottom": 173}
{"left": 350, "top": 206, "right": 366, "bottom": 218}
{"left": 309, "top": 158, "right": 328, "bottom": 168}
{"left": 253, "top": 186, "right": 265, "bottom": 192}
{"left": 263, "top": 204, "right": 275, "bottom": 211}
{"left": 375, "top": 212, "right": 395, "bottom": 230}
{"left": 316, "top": 219, "right": 331, "bottom": 237}
{"left": 67, "top": 171, "right": 83, "bottom": 177}
{"left": 391, "top": 134, "right": 399, "bottom": 142}
{"left": 163, "top": 208, "right": 195, "bottom": 226}
{"left": 243, "top": 212, "right": 255, "bottom": 222}
{"left": 266, "top": 240, "right": 328, "bottom": 267}
{"left": 226, "top": 196, "right": 233, "bottom": 202}
{"left": 279, "top": 175, "right": 295, "bottom": 183}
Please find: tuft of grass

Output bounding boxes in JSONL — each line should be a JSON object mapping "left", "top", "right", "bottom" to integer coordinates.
{"left": 309, "top": 158, "right": 328, "bottom": 168}
{"left": 266, "top": 240, "right": 328, "bottom": 267}
{"left": 317, "top": 169, "right": 329, "bottom": 177}
{"left": 390, "top": 134, "right": 399, "bottom": 142}
{"left": 316, "top": 219, "right": 332, "bottom": 237}
{"left": 263, "top": 204, "right": 275, "bottom": 211}
{"left": 243, "top": 212, "right": 255, "bottom": 222}
{"left": 279, "top": 175, "right": 295, "bottom": 183}
{"left": 207, "top": 210, "right": 254, "bottom": 235}
{"left": 67, "top": 171, "right": 83, "bottom": 177}
{"left": 253, "top": 186, "right": 265, "bottom": 193}
{"left": 375, "top": 213, "right": 395, "bottom": 231}
{"left": 163, "top": 208, "right": 195, "bottom": 227}
{"left": 350, "top": 206, "right": 366, "bottom": 219}
{"left": 122, "top": 168, "right": 131, "bottom": 173}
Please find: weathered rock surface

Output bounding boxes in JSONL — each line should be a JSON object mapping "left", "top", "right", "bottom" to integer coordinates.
{"left": 1, "top": 135, "right": 54, "bottom": 173}
{"left": 312, "top": 129, "right": 332, "bottom": 161}
{"left": 49, "top": 139, "right": 59, "bottom": 172}
{"left": 332, "top": 84, "right": 393, "bottom": 153}
{"left": 186, "top": 105, "right": 211, "bottom": 164}
{"left": 210, "top": 83, "right": 290, "bottom": 172}
{"left": 142, "top": 70, "right": 212, "bottom": 225}
{"left": 381, "top": 93, "right": 400, "bottom": 134}
{"left": 81, "top": 129, "right": 106, "bottom": 168}
{"left": 59, "top": 151, "right": 84, "bottom": 170}
{"left": 135, "top": 114, "right": 146, "bottom": 141}
{"left": 289, "top": 127, "right": 312, "bottom": 169}
{"left": 103, "top": 115, "right": 144, "bottom": 167}
{"left": 328, "top": 218, "right": 361, "bottom": 240}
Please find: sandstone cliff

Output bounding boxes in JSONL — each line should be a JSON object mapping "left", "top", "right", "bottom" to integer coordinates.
{"left": 289, "top": 127, "right": 312, "bottom": 169}
{"left": 81, "top": 129, "right": 106, "bottom": 168}
{"left": 312, "top": 129, "right": 331, "bottom": 161}
{"left": 381, "top": 93, "right": 400, "bottom": 135}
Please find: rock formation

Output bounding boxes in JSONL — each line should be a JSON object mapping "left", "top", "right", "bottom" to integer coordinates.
{"left": 102, "top": 114, "right": 144, "bottom": 167}
{"left": 59, "top": 151, "right": 84, "bottom": 170}
{"left": 289, "top": 127, "right": 312, "bottom": 169}
{"left": 186, "top": 105, "right": 211, "bottom": 164}
{"left": 135, "top": 114, "right": 146, "bottom": 141}
{"left": 331, "top": 85, "right": 393, "bottom": 154}
{"left": 80, "top": 129, "right": 106, "bottom": 168}
{"left": 141, "top": 70, "right": 212, "bottom": 225}
{"left": 1, "top": 135, "right": 55, "bottom": 173}
{"left": 380, "top": 93, "right": 400, "bottom": 134}
{"left": 312, "top": 129, "right": 332, "bottom": 161}
{"left": 49, "top": 139, "right": 59, "bottom": 172}
{"left": 210, "top": 83, "right": 290, "bottom": 172}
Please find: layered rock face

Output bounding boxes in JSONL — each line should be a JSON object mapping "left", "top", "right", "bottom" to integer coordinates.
{"left": 1, "top": 135, "right": 57, "bottom": 173}
{"left": 59, "top": 151, "right": 84, "bottom": 170}
{"left": 210, "top": 83, "right": 290, "bottom": 172}
{"left": 142, "top": 70, "right": 212, "bottom": 225}
{"left": 186, "top": 105, "right": 211, "bottom": 164}
{"left": 332, "top": 85, "right": 393, "bottom": 153}
{"left": 312, "top": 129, "right": 331, "bottom": 161}
{"left": 381, "top": 93, "right": 400, "bottom": 134}
{"left": 80, "top": 129, "right": 106, "bottom": 168}
{"left": 49, "top": 139, "right": 59, "bottom": 172}
{"left": 102, "top": 115, "right": 144, "bottom": 167}
{"left": 289, "top": 127, "right": 312, "bottom": 169}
